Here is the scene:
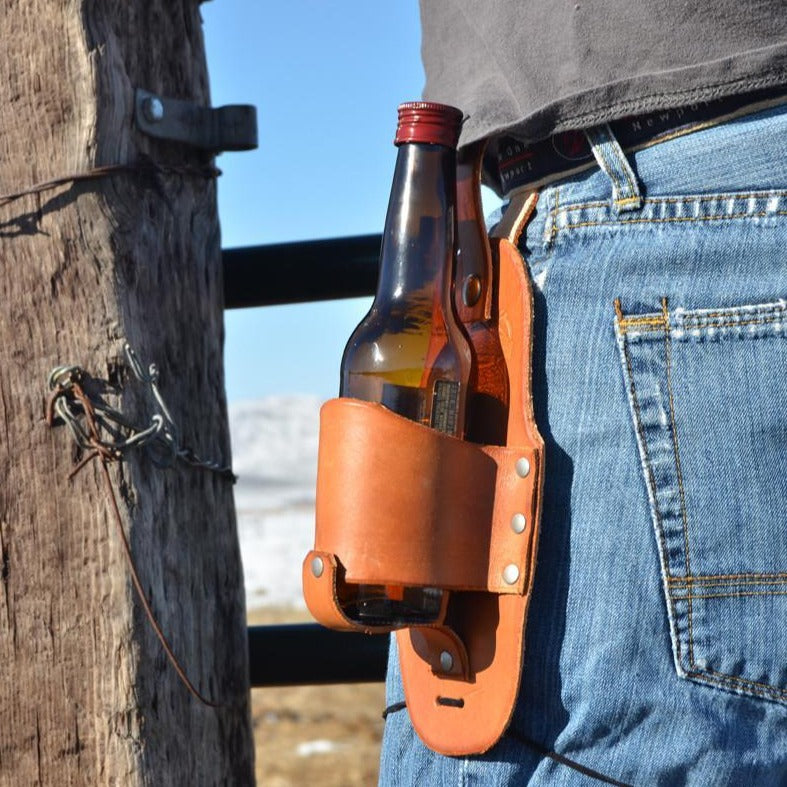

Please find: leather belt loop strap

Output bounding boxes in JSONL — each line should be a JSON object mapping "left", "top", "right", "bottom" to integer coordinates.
{"left": 304, "top": 181, "right": 545, "bottom": 755}
{"left": 397, "top": 189, "right": 544, "bottom": 755}
{"left": 492, "top": 189, "right": 540, "bottom": 245}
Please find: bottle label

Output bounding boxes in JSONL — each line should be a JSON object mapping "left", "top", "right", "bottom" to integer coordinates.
{"left": 430, "top": 380, "right": 460, "bottom": 435}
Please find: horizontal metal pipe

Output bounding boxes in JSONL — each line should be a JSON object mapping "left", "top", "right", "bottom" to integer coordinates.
{"left": 223, "top": 234, "right": 381, "bottom": 309}
{"left": 247, "top": 623, "right": 388, "bottom": 687}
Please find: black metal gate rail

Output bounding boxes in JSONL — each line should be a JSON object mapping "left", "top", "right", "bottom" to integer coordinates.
{"left": 223, "top": 234, "right": 381, "bottom": 308}
{"left": 247, "top": 624, "right": 388, "bottom": 686}
{"left": 224, "top": 235, "right": 388, "bottom": 687}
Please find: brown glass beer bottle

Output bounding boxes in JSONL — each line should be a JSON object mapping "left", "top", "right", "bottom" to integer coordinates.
{"left": 339, "top": 101, "right": 472, "bottom": 626}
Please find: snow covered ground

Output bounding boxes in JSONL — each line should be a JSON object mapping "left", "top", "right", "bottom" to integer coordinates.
{"left": 228, "top": 395, "right": 323, "bottom": 610}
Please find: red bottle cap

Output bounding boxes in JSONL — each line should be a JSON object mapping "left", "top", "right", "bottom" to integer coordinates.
{"left": 394, "top": 101, "right": 464, "bottom": 148}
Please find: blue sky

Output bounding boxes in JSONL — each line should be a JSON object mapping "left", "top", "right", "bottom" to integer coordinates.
{"left": 202, "top": 2, "right": 425, "bottom": 402}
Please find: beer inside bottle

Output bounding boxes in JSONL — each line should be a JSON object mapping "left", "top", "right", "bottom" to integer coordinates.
{"left": 339, "top": 101, "right": 471, "bottom": 626}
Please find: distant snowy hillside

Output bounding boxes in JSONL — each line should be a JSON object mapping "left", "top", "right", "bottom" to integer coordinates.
{"left": 229, "top": 394, "right": 322, "bottom": 488}
{"left": 228, "top": 395, "right": 324, "bottom": 609}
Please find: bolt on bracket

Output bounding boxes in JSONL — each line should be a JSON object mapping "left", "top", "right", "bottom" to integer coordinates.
{"left": 134, "top": 88, "right": 258, "bottom": 152}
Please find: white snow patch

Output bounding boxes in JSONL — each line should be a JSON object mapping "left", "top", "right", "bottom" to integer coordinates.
{"left": 296, "top": 739, "right": 343, "bottom": 757}
{"left": 228, "top": 395, "right": 323, "bottom": 609}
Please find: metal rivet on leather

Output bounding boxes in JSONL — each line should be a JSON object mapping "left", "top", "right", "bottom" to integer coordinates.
{"left": 311, "top": 556, "right": 324, "bottom": 578}
{"left": 503, "top": 564, "right": 520, "bottom": 585}
{"left": 439, "top": 650, "right": 454, "bottom": 672}
{"left": 462, "top": 274, "right": 483, "bottom": 307}
{"left": 511, "top": 513, "right": 526, "bottom": 534}
{"left": 515, "top": 457, "right": 531, "bottom": 478}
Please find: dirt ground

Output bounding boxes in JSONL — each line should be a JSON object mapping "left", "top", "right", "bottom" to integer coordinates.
{"left": 249, "top": 607, "right": 387, "bottom": 786}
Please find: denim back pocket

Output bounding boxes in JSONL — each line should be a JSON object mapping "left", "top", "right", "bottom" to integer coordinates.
{"left": 615, "top": 297, "right": 787, "bottom": 704}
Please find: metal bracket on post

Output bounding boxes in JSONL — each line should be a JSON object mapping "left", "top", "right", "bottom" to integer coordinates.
{"left": 134, "top": 88, "right": 258, "bottom": 152}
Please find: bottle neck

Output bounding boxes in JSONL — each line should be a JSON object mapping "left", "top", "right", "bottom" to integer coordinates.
{"left": 374, "top": 143, "right": 457, "bottom": 309}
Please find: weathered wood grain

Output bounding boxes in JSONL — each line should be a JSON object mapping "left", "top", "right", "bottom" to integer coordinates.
{"left": 0, "top": 2, "right": 254, "bottom": 784}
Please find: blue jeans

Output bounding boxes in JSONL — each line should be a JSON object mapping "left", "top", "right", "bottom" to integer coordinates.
{"left": 379, "top": 101, "right": 787, "bottom": 785}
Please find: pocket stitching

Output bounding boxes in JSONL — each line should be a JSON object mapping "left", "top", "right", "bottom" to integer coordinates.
{"left": 621, "top": 301, "right": 787, "bottom": 336}
{"left": 687, "top": 667, "right": 787, "bottom": 701}
{"left": 615, "top": 303, "right": 686, "bottom": 668}
{"left": 684, "top": 589, "right": 787, "bottom": 599}
{"left": 554, "top": 191, "right": 787, "bottom": 240}
{"left": 615, "top": 297, "right": 787, "bottom": 702}
{"left": 670, "top": 572, "right": 787, "bottom": 582}
{"left": 662, "top": 298, "right": 698, "bottom": 670}
{"left": 563, "top": 209, "right": 787, "bottom": 234}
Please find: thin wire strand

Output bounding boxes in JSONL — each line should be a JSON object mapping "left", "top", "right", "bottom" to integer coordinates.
{"left": 0, "top": 161, "right": 220, "bottom": 207}
{"left": 506, "top": 727, "right": 633, "bottom": 787}
{"left": 381, "top": 701, "right": 632, "bottom": 786}
{"left": 63, "top": 380, "right": 223, "bottom": 707}
{"left": 99, "top": 448, "right": 222, "bottom": 709}
{"left": 46, "top": 348, "right": 235, "bottom": 708}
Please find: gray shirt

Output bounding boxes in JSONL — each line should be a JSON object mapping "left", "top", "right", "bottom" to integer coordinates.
{"left": 420, "top": 0, "right": 787, "bottom": 147}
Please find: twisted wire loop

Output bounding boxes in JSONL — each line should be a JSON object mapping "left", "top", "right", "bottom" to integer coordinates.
{"left": 45, "top": 344, "right": 235, "bottom": 708}
{"left": 48, "top": 342, "right": 235, "bottom": 481}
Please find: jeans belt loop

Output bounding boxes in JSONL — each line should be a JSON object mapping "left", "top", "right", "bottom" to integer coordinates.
{"left": 584, "top": 123, "right": 643, "bottom": 213}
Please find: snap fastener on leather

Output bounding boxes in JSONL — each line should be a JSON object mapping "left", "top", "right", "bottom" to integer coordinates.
{"left": 311, "top": 556, "right": 324, "bottom": 578}
{"left": 502, "top": 564, "right": 520, "bottom": 584}
{"left": 439, "top": 651, "right": 454, "bottom": 672}
{"left": 515, "top": 457, "right": 531, "bottom": 477}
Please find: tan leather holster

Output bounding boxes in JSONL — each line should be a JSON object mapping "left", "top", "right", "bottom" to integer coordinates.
{"left": 303, "top": 189, "right": 544, "bottom": 756}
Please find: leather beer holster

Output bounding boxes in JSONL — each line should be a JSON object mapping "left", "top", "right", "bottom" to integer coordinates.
{"left": 303, "top": 189, "right": 544, "bottom": 756}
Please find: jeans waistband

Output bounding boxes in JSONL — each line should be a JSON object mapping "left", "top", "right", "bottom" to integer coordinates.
{"left": 490, "top": 86, "right": 787, "bottom": 197}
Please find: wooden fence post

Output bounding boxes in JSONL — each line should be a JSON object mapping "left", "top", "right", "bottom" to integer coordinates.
{"left": 0, "top": 2, "right": 254, "bottom": 783}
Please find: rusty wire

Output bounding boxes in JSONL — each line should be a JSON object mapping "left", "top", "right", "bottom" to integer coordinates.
{"left": 0, "top": 160, "right": 220, "bottom": 208}
{"left": 48, "top": 343, "right": 235, "bottom": 480}
{"left": 46, "top": 344, "right": 235, "bottom": 708}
